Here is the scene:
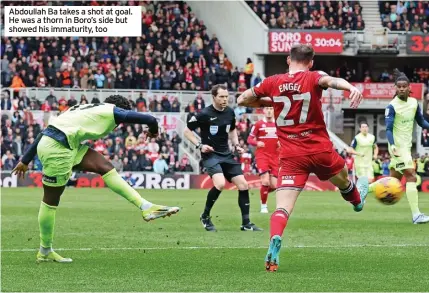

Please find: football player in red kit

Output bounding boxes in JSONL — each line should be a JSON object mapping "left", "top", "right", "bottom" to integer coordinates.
{"left": 237, "top": 44, "right": 367, "bottom": 272}
{"left": 247, "top": 106, "right": 278, "bottom": 213}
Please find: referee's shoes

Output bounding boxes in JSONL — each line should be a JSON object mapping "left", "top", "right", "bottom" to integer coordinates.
{"left": 200, "top": 214, "right": 263, "bottom": 231}
{"left": 240, "top": 222, "right": 263, "bottom": 231}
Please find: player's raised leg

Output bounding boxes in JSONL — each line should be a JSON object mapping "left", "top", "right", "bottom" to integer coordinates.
{"left": 329, "top": 166, "right": 368, "bottom": 212}
{"left": 200, "top": 173, "right": 225, "bottom": 232}
{"left": 75, "top": 149, "right": 179, "bottom": 221}
{"left": 231, "top": 175, "right": 262, "bottom": 231}
{"left": 311, "top": 150, "right": 368, "bottom": 211}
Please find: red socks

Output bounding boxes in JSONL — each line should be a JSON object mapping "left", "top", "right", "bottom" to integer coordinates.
{"left": 340, "top": 181, "right": 361, "bottom": 206}
{"left": 270, "top": 209, "right": 289, "bottom": 239}
{"left": 260, "top": 185, "right": 269, "bottom": 204}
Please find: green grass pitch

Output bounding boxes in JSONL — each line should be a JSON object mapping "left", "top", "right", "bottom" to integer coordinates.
{"left": 2, "top": 188, "right": 429, "bottom": 292}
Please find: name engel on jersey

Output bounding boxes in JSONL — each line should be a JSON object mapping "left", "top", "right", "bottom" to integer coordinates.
{"left": 279, "top": 83, "right": 301, "bottom": 93}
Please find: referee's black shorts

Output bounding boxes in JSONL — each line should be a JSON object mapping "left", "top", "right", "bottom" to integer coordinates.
{"left": 202, "top": 153, "right": 243, "bottom": 182}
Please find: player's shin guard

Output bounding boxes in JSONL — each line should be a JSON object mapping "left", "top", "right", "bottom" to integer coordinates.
{"left": 260, "top": 185, "right": 269, "bottom": 204}
{"left": 270, "top": 208, "right": 289, "bottom": 239}
{"left": 238, "top": 190, "right": 250, "bottom": 225}
{"left": 405, "top": 182, "right": 421, "bottom": 217}
{"left": 203, "top": 187, "right": 222, "bottom": 217}
{"left": 38, "top": 202, "right": 56, "bottom": 251}
{"left": 339, "top": 181, "right": 361, "bottom": 206}
{"left": 102, "top": 169, "right": 150, "bottom": 209}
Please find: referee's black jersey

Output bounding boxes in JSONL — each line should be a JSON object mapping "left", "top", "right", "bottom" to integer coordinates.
{"left": 187, "top": 105, "right": 236, "bottom": 156}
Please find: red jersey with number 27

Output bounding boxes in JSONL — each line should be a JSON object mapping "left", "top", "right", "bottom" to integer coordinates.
{"left": 252, "top": 70, "right": 333, "bottom": 158}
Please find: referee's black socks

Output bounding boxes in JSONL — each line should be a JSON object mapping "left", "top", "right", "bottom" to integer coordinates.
{"left": 202, "top": 187, "right": 222, "bottom": 217}
{"left": 238, "top": 190, "right": 250, "bottom": 225}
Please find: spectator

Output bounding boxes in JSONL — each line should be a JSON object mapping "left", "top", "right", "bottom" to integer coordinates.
{"left": 148, "top": 138, "right": 160, "bottom": 153}
{"left": 140, "top": 153, "right": 154, "bottom": 172}
{"left": 253, "top": 73, "right": 262, "bottom": 87}
{"left": 111, "top": 155, "right": 123, "bottom": 172}
{"left": 45, "top": 89, "right": 57, "bottom": 107}
{"left": 130, "top": 154, "right": 141, "bottom": 171}
{"left": 153, "top": 153, "right": 169, "bottom": 174}
{"left": 94, "top": 69, "right": 105, "bottom": 89}
{"left": 161, "top": 95, "right": 171, "bottom": 112}
{"left": 193, "top": 94, "right": 205, "bottom": 113}
{"left": 123, "top": 157, "right": 132, "bottom": 171}
{"left": 3, "top": 151, "right": 16, "bottom": 170}
{"left": 171, "top": 97, "right": 181, "bottom": 112}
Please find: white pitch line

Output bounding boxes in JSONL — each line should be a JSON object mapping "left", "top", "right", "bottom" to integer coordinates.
{"left": 2, "top": 243, "right": 429, "bottom": 252}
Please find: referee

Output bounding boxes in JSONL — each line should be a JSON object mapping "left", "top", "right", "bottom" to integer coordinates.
{"left": 184, "top": 84, "right": 262, "bottom": 232}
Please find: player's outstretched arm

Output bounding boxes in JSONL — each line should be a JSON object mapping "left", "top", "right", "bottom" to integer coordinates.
{"left": 237, "top": 89, "right": 272, "bottom": 108}
{"left": 346, "top": 138, "right": 363, "bottom": 157}
{"left": 415, "top": 105, "right": 429, "bottom": 129}
{"left": 113, "top": 108, "right": 158, "bottom": 137}
{"left": 318, "top": 75, "right": 363, "bottom": 108}
{"left": 12, "top": 133, "right": 43, "bottom": 177}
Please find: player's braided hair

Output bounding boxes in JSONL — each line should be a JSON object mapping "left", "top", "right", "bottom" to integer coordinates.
{"left": 393, "top": 68, "right": 410, "bottom": 85}
{"left": 105, "top": 95, "right": 132, "bottom": 110}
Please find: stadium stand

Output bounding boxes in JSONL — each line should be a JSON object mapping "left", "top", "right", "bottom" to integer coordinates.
{"left": 247, "top": 0, "right": 365, "bottom": 31}
{"left": 0, "top": 0, "right": 249, "bottom": 92}
{"left": 379, "top": 1, "right": 429, "bottom": 32}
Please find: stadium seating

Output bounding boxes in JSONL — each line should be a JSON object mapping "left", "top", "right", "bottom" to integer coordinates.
{"left": 247, "top": 0, "right": 364, "bottom": 31}
{"left": 379, "top": 1, "right": 429, "bottom": 32}
{"left": 0, "top": 0, "right": 249, "bottom": 92}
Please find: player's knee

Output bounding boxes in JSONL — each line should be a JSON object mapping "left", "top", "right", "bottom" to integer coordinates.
{"left": 99, "top": 161, "right": 114, "bottom": 176}
{"left": 237, "top": 181, "right": 249, "bottom": 191}
{"left": 214, "top": 181, "right": 225, "bottom": 191}
{"left": 261, "top": 177, "right": 270, "bottom": 186}
{"left": 404, "top": 170, "right": 417, "bottom": 182}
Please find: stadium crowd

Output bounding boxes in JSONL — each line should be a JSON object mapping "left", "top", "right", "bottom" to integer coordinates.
{"left": 379, "top": 1, "right": 429, "bottom": 32}
{"left": 247, "top": 0, "right": 365, "bottom": 31}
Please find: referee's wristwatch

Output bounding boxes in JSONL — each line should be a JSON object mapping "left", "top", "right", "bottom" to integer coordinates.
{"left": 196, "top": 142, "right": 203, "bottom": 150}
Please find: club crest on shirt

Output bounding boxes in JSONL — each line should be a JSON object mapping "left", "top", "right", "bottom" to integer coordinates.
{"left": 210, "top": 125, "right": 218, "bottom": 135}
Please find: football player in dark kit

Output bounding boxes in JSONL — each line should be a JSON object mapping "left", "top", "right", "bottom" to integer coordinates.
{"left": 184, "top": 84, "right": 262, "bottom": 232}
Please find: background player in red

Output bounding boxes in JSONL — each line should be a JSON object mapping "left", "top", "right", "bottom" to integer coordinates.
{"left": 247, "top": 106, "right": 278, "bottom": 213}
{"left": 237, "top": 44, "right": 367, "bottom": 272}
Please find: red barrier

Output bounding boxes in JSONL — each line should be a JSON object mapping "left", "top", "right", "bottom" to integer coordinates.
{"left": 1, "top": 171, "right": 337, "bottom": 191}
{"left": 345, "top": 83, "right": 424, "bottom": 100}
{"left": 4, "top": 171, "right": 428, "bottom": 192}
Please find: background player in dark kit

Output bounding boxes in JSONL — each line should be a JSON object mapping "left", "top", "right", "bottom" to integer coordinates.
{"left": 184, "top": 84, "right": 262, "bottom": 232}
